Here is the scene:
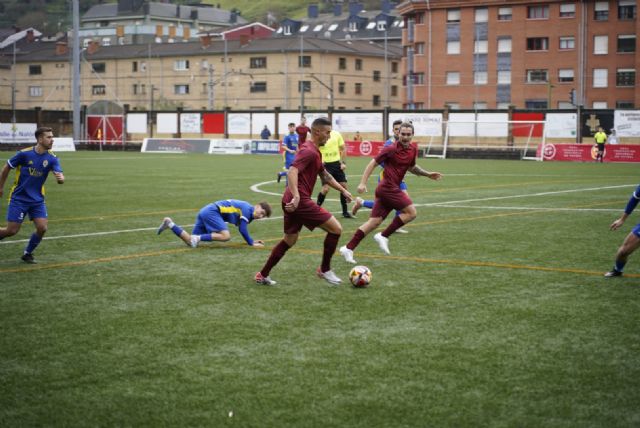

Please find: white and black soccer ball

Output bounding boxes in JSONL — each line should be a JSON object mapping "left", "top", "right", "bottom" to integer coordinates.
{"left": 349, "top": 265, "right": 372, "bottom": 288}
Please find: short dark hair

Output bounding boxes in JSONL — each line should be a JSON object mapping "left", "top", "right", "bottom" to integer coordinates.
{"left": 258, "top": 201, "right": 272, "bottom": 218}
{"left": 35, "top": 127, "right": 53, "bottom": 139}
{"left": 311, "top": 117, "right": 331, "bottom": 128}
{"left": 392, "top": 119, "right": 403, "bottom": 127}
{"left": 288, "top": 122, "right": 295, "bottom": 127}
{"left": 400, "top": 122, "right": 414, "bottom": 134}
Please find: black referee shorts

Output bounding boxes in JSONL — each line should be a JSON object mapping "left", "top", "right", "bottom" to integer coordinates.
{"left": 324, "top": 161, "right": 347, "bottom": 183}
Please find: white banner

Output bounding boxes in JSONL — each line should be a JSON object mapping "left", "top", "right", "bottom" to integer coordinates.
{"left": 0, "top": 123, "right": 37, "bottom": 143}
{"left": 209, "top": 139, "right": 251, "bottom": 155}
{"left": 615, "top": 110, "right": 640, "bottom": 137}
{"left": 545, "top": 113, "right": 577, "bottom": 138}
{"left": 448, "top": 113, "right": 476, "bottom": 137}
{"left": 228, "top": 113, "right": 250, "bottom": 134}
{"left": 251, "top": 113, "right": 276, "bottom": 136}
{"left": 332, "top": 112, "right": 383, "bottom": 133}
{"left": 156, "top": 113, "right": 178, "bottom": 134}
{"left": 388, "top": 113, "right": 443, "bottom": 137}
{"left": 180, "top": 113, "right": 201, "bottom": 134}
{"left": 52, "top": 137, "right": 76, "bottom": 152}
{"left": 126, "top": 113, "right": 147, "bottom": 133}
{"left": 477, "top": 113, "right": 508, "bottom": 137}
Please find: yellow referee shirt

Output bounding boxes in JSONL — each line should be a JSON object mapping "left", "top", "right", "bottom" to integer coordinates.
{"left": 594, "top": 131, "right": 607, "bottom": 144}
{"left": 320, "top": 130, "right": 345, "bottom": 163}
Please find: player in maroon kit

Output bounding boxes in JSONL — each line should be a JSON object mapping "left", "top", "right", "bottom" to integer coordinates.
{"left": 255, "top": 117, "right": 353, "bottom": 286}
{"left": 295, "top": 116, "right": 311, "bottom": 148}
{"left": 339, "top": 122, "right": 442, "bottom": 263}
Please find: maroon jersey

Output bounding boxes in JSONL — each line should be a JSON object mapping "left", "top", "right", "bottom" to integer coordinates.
{"left": 284, "top": 143, "right": 324, "bottom": 201}
{"left": 375, "top": 142, "right": 417, "bottom": 192}
{"left": 295, "top": 125, "right": 310, "bottom": 145}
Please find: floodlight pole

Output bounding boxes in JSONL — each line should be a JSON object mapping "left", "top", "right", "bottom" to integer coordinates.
{"left": 72, "top": 0, "right": 81, "bottom": 142}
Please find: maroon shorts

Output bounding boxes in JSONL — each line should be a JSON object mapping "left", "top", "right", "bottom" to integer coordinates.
{"left": 282, "top": 198, "right": 333, "bottom": 235}
{"left": 371, "top": 187, "right": 413, "bottom": 219}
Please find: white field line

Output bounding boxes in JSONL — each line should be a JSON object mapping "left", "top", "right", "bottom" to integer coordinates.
{"left": 0, "top": 184, "right": 632, "bottom": 246}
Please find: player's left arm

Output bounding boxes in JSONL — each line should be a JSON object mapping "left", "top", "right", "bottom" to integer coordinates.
{"left": 409, "top": 164, "right": 442, "bottom": 181}
{"left": 0, "top": 163, "right": 11, "bottom": 198}
{"left": 238, "top": 220, "right": 262, "bottom": 247}
{"left": 321, "top": 169, "right": 353, "bottom": 203}
{"left": 52, "top": 158, "right": 64, "bottom": 184}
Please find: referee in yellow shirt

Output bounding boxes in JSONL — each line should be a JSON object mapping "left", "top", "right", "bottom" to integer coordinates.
{"left": 316, "top": 130, "right": 354, "bottom": 218}
{"left": 594, "top": 126, "right": 607, "bottom": 163}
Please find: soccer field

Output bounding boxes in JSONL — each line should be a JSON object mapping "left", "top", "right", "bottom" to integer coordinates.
{"left": 1, "top": 152, "right": 639, "bottom": 426}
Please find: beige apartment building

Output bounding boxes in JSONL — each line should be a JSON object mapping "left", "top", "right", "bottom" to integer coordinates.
{"left": 0, "top": 36, "right": 402, "bottom": 112}
{"left": 397, "top": 0, "right": 639, "bottom": 109}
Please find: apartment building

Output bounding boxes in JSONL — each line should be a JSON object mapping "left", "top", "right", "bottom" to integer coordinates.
{"left": 0, "top": 36, "right": 401, "bottom": 112}
{"left": 397, "top": 0, "right": 639, "bottom": 109}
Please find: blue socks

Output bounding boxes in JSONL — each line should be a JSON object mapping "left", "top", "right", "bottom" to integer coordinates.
{"left": 363, "top": 200, "right": 374, "bottom": 209}
{"left": 171, "top": 225, "right": 183, "bottom": 236}
{"left": 25, "top": 233, "right": 42, "bottom": 254}
{"left": 200, "top": 234, "right": 212, "bottom": 242}
{"left": 614, "top": 260, "right": 626, "bottom": 273}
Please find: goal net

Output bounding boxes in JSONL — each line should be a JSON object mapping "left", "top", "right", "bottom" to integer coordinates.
{"left": 417, "top": 119, "right": 547, "bottom": 160}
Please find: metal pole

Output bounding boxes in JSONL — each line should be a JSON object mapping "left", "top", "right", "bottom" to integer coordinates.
{"left": 223, "top": 38, "right": 228, "bottom": 108}
{"left": 11, "top": 42, "right": 16, "bottom": 126}
{"left": 72, "top": 0, "right": 81, "bottom": 142}
{"left": 150, "top": 84, "right": 154, "bottom": 137}
{"left": 300, "top": 34, "right": 304, "bottom": 114}
{"left": 208, "top": 65, "right": 214, "bottom": 110}
{"left": 384, "top": 29, "right": 389, "bottom": 107}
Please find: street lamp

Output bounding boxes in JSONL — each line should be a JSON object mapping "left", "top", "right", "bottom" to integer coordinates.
{"left": 309, "top": 73, "right": 334, "bottom": 109}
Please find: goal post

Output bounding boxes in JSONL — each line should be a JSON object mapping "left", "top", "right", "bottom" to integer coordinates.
{"left": 424, "top": 119, "right": 548, "bottom": 160}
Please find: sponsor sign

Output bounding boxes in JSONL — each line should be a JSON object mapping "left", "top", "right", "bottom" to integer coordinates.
{"left": 0, "top": 123, "right": 37, "bottom": 143}
{"left": 251, "top": 139, "right": 280, "bottom": 154}
{"left": 52, "top": 138, "right": 76, "bottom": 152}
{"left": 210, "top": 139, "right": 251, "bottom": 155}
{"left": 538, "top": 143, "right": 640, "bottom": 163}
{"left": 345, "top": 140, "right": 387, "bottom": 157}
{"left": 142, "top": 138, "right": 211, "bottom": 153}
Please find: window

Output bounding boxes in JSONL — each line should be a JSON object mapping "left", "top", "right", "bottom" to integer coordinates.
{"left": 313, "top": 24, "right": 324, "bottom": 32}
{"left": 617, "top": 35, "right": 636, "bottom": 53}
{"left": 391, "top": 85, "right": 398, "bottom": 96}
{"left": 475, "top": 40, "right": 488, "bottom": 53}
{"left": 498, "top": 7, "right": 512, "bottom": 21}
{"left": 560, "top": 3, "right": 576, "bottom": 17}
{"left": 415, "top": 13, "right": 424, "bottom": 24}
{"left": 298, "top": 81, "right": 311, "bottom": 92}
{"left": 527, "top": 5, "right": 549, "bottom": 19}
{"left": 338, "top": 82, "right": 345, "bottom": 94}
{"left": 526, "top": 69, "right": 548, "bottom": 83}
{"left": 475, "top": 8, "right": 488, "bottom": 22}
{"left": 525, "top": 100, "right": 548, "bottom": 109}
{"left": 174, "top": 84, "right": 189, "bottom": 94}
{"left": 174, "top": 60, "right": 190, "bottom": 71}
{"left": 560, "top": 36, "right": 575, "bottom": 50}
{"left": 373, "top": 95, "right": 381, "bottom": 106}
{"left": 447, "top": 41, "right": 461, "bottom": 54}
{"left": 376, "top": 21, "right": 386, "bottom": 31}
{"left": 328, "top": 24, "right": 338, "bottom": 31}
{"left": 102, "top": 38, "right": 111, "bottom": 46}
{"left": 616, "top": 68, "right": 635, "bottom": 86}
{"left": 415, "top": 42, "right": 425, "bottom": 54}
{"left": 497, "top": 37, "right": 512, "bottom": 53}
{"left": 474, "top": 71, "right": 488, "bottom": 85}
{"left": 92, "top": 62, "right": 106, "bottom": 73}
{"left": 444, "top": 102, "right": 460, "bottom": 110}
{"left": 594, "top": 35, "right": 608, "bottom": 54}
{"left": 473, "top": 102, "right": 487, "bottom": 110}
{"left": 618, "top": 0, "right": 636, "bottom": 20}
{"left": 559, "top": 69, "right": 575, "bottom": 82}
{"left": 132, "top": 61, "right": 138, "bottom": 72}
{"left": 29, "top": 86, "right": 42, "bottom": 97}
{"left": 447, "top": 9, "right": 460, "bottom": 23}
{"left": 592, "top": 101, "right": 608, "bottom": 109}
{"left": 527, "top": 37, "right": 549, "bottom": 51}
{"left": 414, "top": 73, "right": 425, "bottom": 85}
{"left": 29, "top": 65, "right": 42, "bottom": 75}
{"left": 497, "top": 71, "right": 511, "bottom": 84}
{"left": 339, "top": 57, "right": 347, "bottom": 70}
{"left": 92, "top": 85, "right": 106, "bottom": 95}
{"left": 616, "top": 100, "right": 634, "bottom": 108}
{"left": 594, "top": 1, "right": 609, "bottom": 20}
{"left": 348, "top": 21, "right": 358, "bottom": 31}
{"left": 355, "top": 83, "right": 362, "bottom": 94}
{"left": 250, "top": 82, "right": 267, "bottom": 92}
{"left": 391, "top": 62, "right": 398, "bottom": 73}
{"left": 250, "top": 57, "right": 267, "bottom": 68}
{"left": 299, "top": 25, "right": 309, "bottom": 33}
{"left": 140, "top": 62, "right": 147, "bottom": 72}
{"left": 298, "top": 56, "right": 311, "bottom": 68}
{"left": 283, "top": 25, "right": 292, "bottom": 35}
{"left": 355, "top": 59, "right": 362, "bottom": 70}
{"left": 446, "top": 72, "right": 460, "bottom": 85}
{"left": 373, "top": 70, "right": 381, "bottom": 82}
{"left": 593, "top": 68, "right": 608, "bottom": 87}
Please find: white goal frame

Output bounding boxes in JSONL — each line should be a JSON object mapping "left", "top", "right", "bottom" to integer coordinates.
{"left": 420, "top": 120, "right": 548, "bottom": 161}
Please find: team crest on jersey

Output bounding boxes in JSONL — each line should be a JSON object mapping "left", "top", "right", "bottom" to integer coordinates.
{"left": 43, "top": 160, "right": 49, "bottom": 167}
{"left": 28, "top": 160, "right": 33, "bottom": 165}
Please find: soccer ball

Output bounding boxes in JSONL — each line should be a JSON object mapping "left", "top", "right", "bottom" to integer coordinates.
{"left": 349, "top": 265, "right": 372, "bottom": 288}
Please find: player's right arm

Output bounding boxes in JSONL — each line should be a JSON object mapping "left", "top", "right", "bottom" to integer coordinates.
{"left": 285, "top": 166, "right": 300, "bottom": 212}
{"left": 357, "top": 158, "right": 379, "bottom": 194}
{"left": 0, "top": 161, "right": 14, "bottom": 198}
{"left": 610, "top": 185, "right": 640, "bottom": 231}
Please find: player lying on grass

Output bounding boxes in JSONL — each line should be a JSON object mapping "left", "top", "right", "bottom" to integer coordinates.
{"left": 605, "top": 184, "right": 640, "bottom": 277}
{"left": 157, "top": 199, "right": 272, "bottom": 248}
{"left": 339, "top": 122, "right": 442, "bottom": 264}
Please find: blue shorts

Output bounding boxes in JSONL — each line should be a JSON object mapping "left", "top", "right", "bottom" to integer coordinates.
{"left": 284, "top": 155, "right": 295, "bottom": 169}
{"left": 192, "top": 206, "right": 228, "bottom": 235}
{"left": 6, "top": 200, "right": 48, "bottom": 223}
{"left": 632, "top": 223, "right": 640, "bottom": 238}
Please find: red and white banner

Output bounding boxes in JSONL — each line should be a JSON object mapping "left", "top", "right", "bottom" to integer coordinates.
{"left": 345, "top": 140, "right": 387, "bottom": 157}
{"left": 538, "top": 143, "right": 640, "bottom": 162}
